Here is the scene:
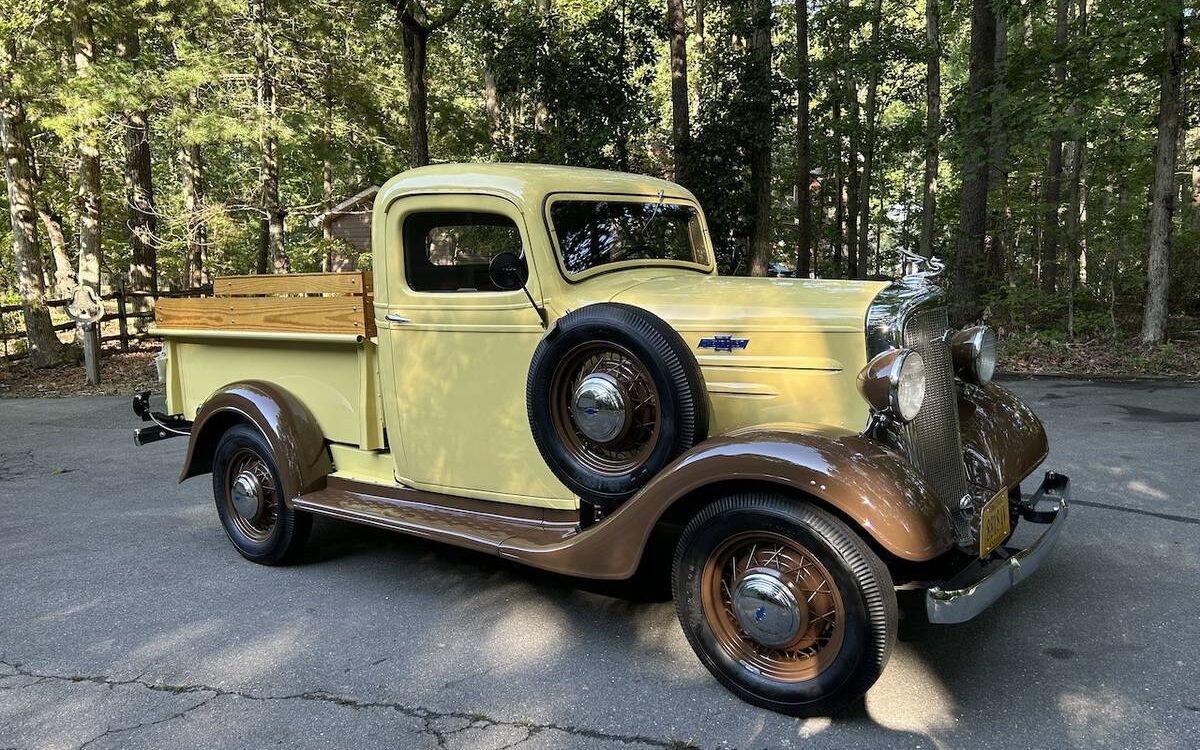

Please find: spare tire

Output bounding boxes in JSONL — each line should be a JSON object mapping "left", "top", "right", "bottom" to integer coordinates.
{"left": 527, "top": 303, "right": 709, "bottom": 509}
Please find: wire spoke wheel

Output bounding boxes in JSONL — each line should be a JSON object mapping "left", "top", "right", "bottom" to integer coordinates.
{"left": 223, "top": 447, "right": 279, "bottom": 543}
{"left": 700, "top": 531, "right": 846, "bottom": 682}
{"left": 549, "top": 341, "right": 661, "bottom": 476}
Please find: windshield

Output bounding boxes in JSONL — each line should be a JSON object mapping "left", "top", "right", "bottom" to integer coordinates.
{"left": 549, "top": 199, "right": 710, "bottom": 276}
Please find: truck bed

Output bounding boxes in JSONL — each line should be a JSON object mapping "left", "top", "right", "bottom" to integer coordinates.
{"left": 154, "top": 272, "right": 386, "bottom": 451}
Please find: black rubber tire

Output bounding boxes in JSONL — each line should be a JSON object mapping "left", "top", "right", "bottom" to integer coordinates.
{"left": 671, "top": 493, "right": 897, "bottom": 717}
{"left": 211, "top": 424, "right": 311, "bottom": 565}
{"left": 526, "top": 303, "right": 708, "bottom": 508}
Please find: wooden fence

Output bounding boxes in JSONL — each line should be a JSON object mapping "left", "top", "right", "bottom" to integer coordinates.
{"left": 0, "top": 285, "right": 212, "bottom": 361}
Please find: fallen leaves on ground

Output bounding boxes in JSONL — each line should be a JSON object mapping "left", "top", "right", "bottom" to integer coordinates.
{"left": 0, "top": 347, "right": 162, "bottom": 399}
{"left": 1000, "top": 334, "right": 1200, "bottom": 379}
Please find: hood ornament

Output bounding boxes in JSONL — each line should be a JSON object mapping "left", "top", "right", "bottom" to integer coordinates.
{"left": 899, "top": 247, "right": 945, "bottom": 279}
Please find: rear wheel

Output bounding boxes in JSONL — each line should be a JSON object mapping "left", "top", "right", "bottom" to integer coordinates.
{"left": 212, "top": 424, "right": 311, "bottom": 565}
{"left": 672, "top": 494, "right": 896, "bottom": 716}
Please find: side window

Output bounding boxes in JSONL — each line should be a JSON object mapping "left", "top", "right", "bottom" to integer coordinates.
{"left": 403, "top": 211, "right": 523, "bottom": 292}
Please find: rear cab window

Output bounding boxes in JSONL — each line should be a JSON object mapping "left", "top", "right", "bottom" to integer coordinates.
{"left": 403, "top": 211, "right": 523, "bottom": 293}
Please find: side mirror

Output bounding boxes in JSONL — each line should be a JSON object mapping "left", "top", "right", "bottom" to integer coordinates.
{"left": 488, "top": 251, "right": 529, "bottom": 291}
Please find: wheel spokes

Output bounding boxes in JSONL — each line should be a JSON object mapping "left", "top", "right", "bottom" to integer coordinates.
{"left": 701, "top": 531, "right": 846, "bottom": 683}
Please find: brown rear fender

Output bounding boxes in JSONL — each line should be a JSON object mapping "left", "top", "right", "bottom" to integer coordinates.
{"left": 500, "top": 428, "right": 958, "bottom": 579}
{"left": 180, "top": 381, "right": 331, "bottom": 504}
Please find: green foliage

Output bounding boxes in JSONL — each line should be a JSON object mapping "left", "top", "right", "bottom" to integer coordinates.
{"left": 0, "top": 0, "right": 1196, "bottom": 353}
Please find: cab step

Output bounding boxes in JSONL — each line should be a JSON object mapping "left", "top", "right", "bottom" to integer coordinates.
{"left": 293, "top": 478, "right": 579, "bottom": 556}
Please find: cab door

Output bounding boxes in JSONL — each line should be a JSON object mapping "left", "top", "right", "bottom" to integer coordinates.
{"left": 378, "top": 193, "right": 575, "bottom": 510}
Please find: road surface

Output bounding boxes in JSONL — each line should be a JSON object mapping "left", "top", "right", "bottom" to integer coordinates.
{"left": 1, "top": 379, "right": 1197, "bottom": 749}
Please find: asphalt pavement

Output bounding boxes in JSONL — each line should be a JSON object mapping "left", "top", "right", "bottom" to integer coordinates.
{"left": 1, "top": 379, "right": 1197, "bottom": 749}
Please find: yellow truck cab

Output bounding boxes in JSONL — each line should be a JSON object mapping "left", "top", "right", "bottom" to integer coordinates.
{"left": 135, "top": 163, "right": 1068, "bottom": 717}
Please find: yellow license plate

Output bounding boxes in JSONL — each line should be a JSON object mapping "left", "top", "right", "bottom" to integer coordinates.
{"left": 979, "top": 492, "right": 1011, "bottom": 558}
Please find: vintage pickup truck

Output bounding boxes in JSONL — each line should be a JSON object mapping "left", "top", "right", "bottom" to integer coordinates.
{"left": 134, "top": 163, "right": 1068, "bottom": 716}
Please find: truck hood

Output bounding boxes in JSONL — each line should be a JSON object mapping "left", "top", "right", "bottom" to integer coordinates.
{"left": 607, "top": 273, "right": 889, "bottom": 334}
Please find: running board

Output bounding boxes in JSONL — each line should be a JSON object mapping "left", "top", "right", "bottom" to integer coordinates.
{"left": 294, "top": 478, "right": 579, "bottom": 557}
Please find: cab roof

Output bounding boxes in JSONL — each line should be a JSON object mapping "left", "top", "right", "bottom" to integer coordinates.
{"left": 376, "top": 163, "right": 698, "bottom": 213}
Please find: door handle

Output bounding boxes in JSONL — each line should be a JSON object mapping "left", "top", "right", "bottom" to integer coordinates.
{"left": 385, "top": 313, "right": 411, "bottom": 324}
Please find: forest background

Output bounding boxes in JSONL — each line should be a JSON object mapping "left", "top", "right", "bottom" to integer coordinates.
{"left": 1, "top": 0, "right": 1196, "bottom": 376}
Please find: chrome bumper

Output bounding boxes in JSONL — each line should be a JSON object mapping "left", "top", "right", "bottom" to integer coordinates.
{"left": 926, "top": 472, "right": 1069, "bottom": 624}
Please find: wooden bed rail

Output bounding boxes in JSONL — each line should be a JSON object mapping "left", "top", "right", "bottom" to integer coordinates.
{"left": 155, "top": 271, "right": 375, "bottom": 337}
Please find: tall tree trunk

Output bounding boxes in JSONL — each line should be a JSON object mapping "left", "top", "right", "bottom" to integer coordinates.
{"left": 1140, "top": 0, "right": 1184, "bottom": 345}
{"left": 119, "top": 29, "right": 158, "bottom": 294}
{"left": 843, "top": 0, "right": 860, "bottom": 278}
{"left": 181, "top": 141, "right": 208, "bottom": 287}
{"left": 1, "top": 43, "right": 73, "bottom": 367}
{"left": 321, "top": 79, "right": 334, "bottom": 273}
{"left": 26, "top": 130, "right": 75, "bottom": 297}
{"left": 667, "top": 0, "right": 691, "bottom": 186}
{"left": 1185, "top": 124, "right": 1195, "bottom": 228}
{"left": 746, "top": 0, "right": 773, "bottom": 277}
{"left": 176, "top": 24, "right": 209, "bottom": 289}
{"left": 37, "top": 205, "right": 74, "bottom": 297}
{"left": 1191, "top": 163, "right": 1200, "bottom": 232}
{"left": 29, "top": 140, "right": 76, "bottom": 297}
{"left": 534, "top": 0, "right": 552, "bottom": 136}
{"left": 833, "top": 97, "right": 846, "bottom": 277}
{"left": 795, "top": 0, "right": 811, "bottom": 278}
{"left": 401, "top": 23, "right": 431, "bottom": 168}
{"left": 1181, "top": 81, "right": 1195, "bottom": 232}
{"left": 254, "top": 0, "right": 286, "bottom": 274}
{"left": 69, "top": 0, "right": 101, "bottom": 293}
{"left": 855, "top": 0, "right": 884, "bottom": 277}
{"left": 920, "top": 0, "right": 941, "bottom": 258}
{"left": 392, "top": 1, "right": 464, "bottom": 167}
{"left": 484, "top": 63, "right": 501, "bottom": 148}
{"left": 1040, "top": 0, "right": 1069, "bottom": 293}
{"left": 952, "top": 0, "right": 997, "bottom": 324}
{"left": 1065, "top": 0, "right": 1090, "bottom": 337}
{"left": 987, "top": 3, "right": 1010, "bottom": 282}
{"left": 846, "top": 89, "right": 860, "bottom": 278}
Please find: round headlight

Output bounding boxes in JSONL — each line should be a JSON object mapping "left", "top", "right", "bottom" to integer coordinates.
{"left": 857, "top": 349, "right": 926, "bottom": 423}
{"left": 894, "top": 352, "right": 926, "bottom": 421}
{"left": 951, "top": 326, "right": 998, "bottom": 384}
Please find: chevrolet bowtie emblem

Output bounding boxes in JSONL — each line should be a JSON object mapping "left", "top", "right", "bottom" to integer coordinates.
{"left": 699, "top": 335, "right": 749, "bottom": 353}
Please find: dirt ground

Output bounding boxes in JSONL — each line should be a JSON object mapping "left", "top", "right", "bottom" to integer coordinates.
{"left": 0, "top": 346, "right": 162, "bottom": 399}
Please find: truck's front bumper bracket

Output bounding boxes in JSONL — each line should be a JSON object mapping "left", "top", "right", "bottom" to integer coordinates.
{"left": 925, "top": 471, "right": 1069, "bottom": 624}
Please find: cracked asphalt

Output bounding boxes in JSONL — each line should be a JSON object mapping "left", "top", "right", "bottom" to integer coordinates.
{"left": 1, "top": 378, "right": 1198, "bottom": 749}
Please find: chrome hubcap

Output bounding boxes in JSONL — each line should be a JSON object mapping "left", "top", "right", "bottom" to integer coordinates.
{"left": 231, "top": 471, "right": 264, "bottom": 520}
{"left": 731, "top": 572, "right": 807, "bottom": 648}
{"left": 572, "top": 373, "right": 627, "bottom": 443}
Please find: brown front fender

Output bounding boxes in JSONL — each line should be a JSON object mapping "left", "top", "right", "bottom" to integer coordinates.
{"left": 180, "top": 380, "right": 331, "bottom": 503}
{"left": 958, "top": 381, "right": 1048, "bottom": 492}
{"left": 501, "top": 428, "right": 958, "bottom": 579}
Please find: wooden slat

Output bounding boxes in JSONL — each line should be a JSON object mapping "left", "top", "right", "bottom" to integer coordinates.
{"left": 0, "top": 320, "right": 74, "bottom": 342}
{"left": 215, "top": 271, "right": 368, "bottom": 297}
{"left": 156, "top": 296, "right": 374, "bottom": 337}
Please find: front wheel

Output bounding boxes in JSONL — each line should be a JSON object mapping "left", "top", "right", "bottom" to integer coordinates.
{"left": 671, "top": 494, "right": 896, "bottom": 716}
{"left": 212, "top": 424, "right": 311, "bottom": 565}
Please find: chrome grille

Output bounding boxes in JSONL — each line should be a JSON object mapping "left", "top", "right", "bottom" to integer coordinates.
{"left": 901, "top": 306, "right": 973, "bottom": 542}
